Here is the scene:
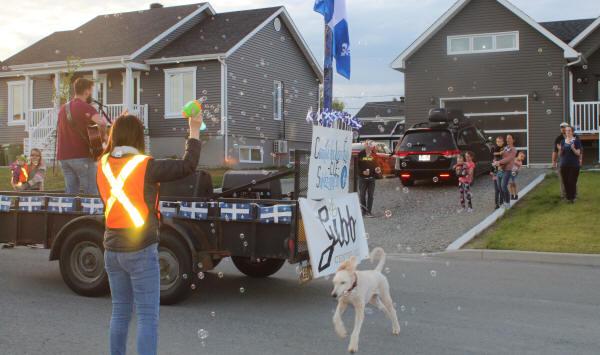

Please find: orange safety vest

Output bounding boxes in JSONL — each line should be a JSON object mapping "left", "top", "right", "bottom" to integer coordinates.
{"left": 19, "top": 165, "right": 29, "bottom": 183}
{"left": 97, "top": 153, "right": 153, "bottom": 229}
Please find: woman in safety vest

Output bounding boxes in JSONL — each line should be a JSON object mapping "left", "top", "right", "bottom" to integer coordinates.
{"left": 98, "top": 112, "right": 203, "bottom": 355}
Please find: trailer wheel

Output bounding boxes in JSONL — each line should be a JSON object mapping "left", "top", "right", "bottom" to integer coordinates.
{"left": 231, "top": 257, "right": 285, "bottom": 278}
{"left": 59, "top": 226, "right": 109, "bottom": 297}
{"left": 159, "top": 230, "right": 193, "bottom": 305}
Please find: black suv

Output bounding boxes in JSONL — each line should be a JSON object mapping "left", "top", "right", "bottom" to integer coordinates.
{"left": 393, "top": 108, "right": 493, "bottom": 186}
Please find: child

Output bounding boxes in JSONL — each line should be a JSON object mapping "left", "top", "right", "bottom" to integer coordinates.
{"left": 9, "top": 155, "right": 28, "bottom": 189}
{"left": 454, "top": 152, "right": 475, "bottom": 212}
{"left": 491, "top": 136, "right": 505, "bottom": 209}
{"left": 509, "top": 151, "right": 525, "bottom": 200}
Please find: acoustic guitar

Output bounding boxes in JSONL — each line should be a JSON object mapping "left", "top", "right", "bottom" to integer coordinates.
{"left": 65, "top": 100, "right": 110, "bottom": 160}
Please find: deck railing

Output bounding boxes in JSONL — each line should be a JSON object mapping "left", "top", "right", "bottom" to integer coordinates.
{"left": 104, "top": 104, "right": 148, "bottom": 128}
{"left": 571, "top": 101, "right": 600, "bottom": 134}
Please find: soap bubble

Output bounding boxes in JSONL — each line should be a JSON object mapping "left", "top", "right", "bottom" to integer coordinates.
{"left": 448, "top": 86, "right": 454, "bottom": 93}
{"left": 198, "top": 262, "right": 203, "bottom": 269}
{"left": 400, "top": 305, "right": 406, "bottom": 312}
{"left": 378, "top": 125, "right": 385, "bottom": 133}
{"left": 538, "top": 48, "right": 543, "bottom": 53}
{"left": 243, "top": 241, "right": 248, "bottom": 247}
{"left": 210, "top": 311, "right": 216, "bottom": 318}
{"left": 239, "top": 287, "right": 246, "bottom": 294}
{"left": 384, "top": 210, "right": 392, "bottom": 218}
{"left": 432, "top": 177, "right": 439, "bottom": 183}
{"left": 218, "top": 272, "right": 224, "bottom": 278}
{"left": 197, "top": 329, "right": 209, "bottom": 340}
{"left": 546, "top": 109, "right": 552, "bottom": 115}
{"left": 198, "top": 272, "right": 205, "bottom": 280}
{"left": 457, "top": 306, "right": 462, "bottom": 311}
{"left": 240, "top": 233, "right": 245, "bottom": 239}
{"left": 182, "top": 273, "right": 188, "bottom": 280}
{"left": 403, "top": 187, "right": 409, "bottom": 194}
{"left": 583, "top": 65, "right": 588, "bottom": 70}
{"left": 191, "top": 284, "right": 196, "bottom": 290}
{"left": 407, "top": 143, "right": 412, "bottom": 148}
{"left": 54, "top": 49, "right": 60, "bottom": 55}
{"left": 430, "top": 270, "right": 437, "bottom": 277}
{"left": 384, "top": 267, "right": 391, "bottom": 274}
{"left": 401, "top": 162, "right": 407, "bottom": 168}
{"left": 547, "top": 71, "right": 553, "bottom": 77}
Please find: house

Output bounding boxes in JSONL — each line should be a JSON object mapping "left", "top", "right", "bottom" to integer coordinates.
{"left": 391, "top": 0, "right": 600, "bottom": 166}
{"left": 354, "top": 100, "right": 405, "bottom": 150}
{"left": 0, "top": 3, "right": 321, "bottom": 168}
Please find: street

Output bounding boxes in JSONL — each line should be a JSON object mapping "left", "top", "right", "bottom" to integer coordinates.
{"left": 1, "top": 247, "right": 599, "bottom": 355}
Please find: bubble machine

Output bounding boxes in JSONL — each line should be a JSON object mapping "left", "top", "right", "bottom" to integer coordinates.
{"left": 182, "top": 99, "right": 207, "bottom": 131}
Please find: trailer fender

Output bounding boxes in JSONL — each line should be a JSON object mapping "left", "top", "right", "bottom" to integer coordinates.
{"left": 49, "top": 216, "right": 105, "bottom": 261}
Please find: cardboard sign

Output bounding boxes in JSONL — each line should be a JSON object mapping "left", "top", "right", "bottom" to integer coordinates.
{"left": 299, "top": 193, "right": 369, "bottom": 278}
{"left": 307, "top": 125, "right": 353, "bottom": 200}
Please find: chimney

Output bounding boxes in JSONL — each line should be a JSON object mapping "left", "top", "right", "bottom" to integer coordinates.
{"left": 150, "top": 3, "right": 164, "bottom": 9}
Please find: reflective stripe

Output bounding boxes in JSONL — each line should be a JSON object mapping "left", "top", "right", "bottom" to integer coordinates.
{"left": 21, "top": 167, "right": 28, "bottom": 181}
{"left": 101, "top": 154, "right": 147, "bottom": 228}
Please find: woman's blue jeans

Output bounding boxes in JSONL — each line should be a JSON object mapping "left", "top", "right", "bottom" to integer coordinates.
{"left": 500, "top": 170, "right": 511, "bottom": 204}
{"left": 104, "top": 243, "right": 160, "bottom": 355}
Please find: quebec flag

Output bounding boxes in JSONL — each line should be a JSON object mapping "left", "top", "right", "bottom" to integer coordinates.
{"left": 314, "top": 0, "right": 351, "bottom": 79}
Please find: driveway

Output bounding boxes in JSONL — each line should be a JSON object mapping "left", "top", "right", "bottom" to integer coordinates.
{"left": 364, "top": 168, "right": 545, "bottom": 254}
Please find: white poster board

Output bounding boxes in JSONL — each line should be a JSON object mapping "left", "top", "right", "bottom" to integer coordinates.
{"left": 307, "top": 125, "right": 353, "bottom": 200}
{"left": 299, "top": 193, "right": 369, "bottom": 278}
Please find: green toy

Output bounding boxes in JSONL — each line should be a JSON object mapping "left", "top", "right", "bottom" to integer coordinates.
{"left": 182, "top": 100, "right": 207, "bottom": 131}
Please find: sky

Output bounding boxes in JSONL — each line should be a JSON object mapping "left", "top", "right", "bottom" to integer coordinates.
{"left": 0, "top": 0, "right": 598, "bottom": 114}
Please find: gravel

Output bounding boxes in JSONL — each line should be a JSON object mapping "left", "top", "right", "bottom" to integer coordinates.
{"left": 363, "top": 168, "right": 546, "bottom": 254}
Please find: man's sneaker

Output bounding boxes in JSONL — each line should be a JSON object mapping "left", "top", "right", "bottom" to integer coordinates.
{"left": 494, "top": 204, "right": 500, "bottom": 210}
{"left": 515, "top": 194, "right": 519, "bottom": 199}
{"left": 365, "top": 213, "right": 376, "bottom": 218}
{"left": 503, "top": 203, "right": 511, "bottom": 209}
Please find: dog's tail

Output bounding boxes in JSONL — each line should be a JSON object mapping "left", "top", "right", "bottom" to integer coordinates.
{"left": 370, "top": 247, "right": 386, "bottom": 273}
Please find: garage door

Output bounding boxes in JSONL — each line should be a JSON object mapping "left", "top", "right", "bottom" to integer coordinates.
{"left": 441, "top": 95, "right": 528, "bottom": 162}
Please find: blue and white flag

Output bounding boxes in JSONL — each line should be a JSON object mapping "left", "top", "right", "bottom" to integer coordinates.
{"left": 179, "top": 201, "right": 210, "bottom": 220}
{"left": 219, "top": 202, "right": 252, "bottom": 221}
{"left": 159, "top": 201, "right": 179, "bottom": 218}
{"left": 81, "top": 198, "right": 104, "bottom": 215}
{"left": 314, "top": 0, "right": 351, "bottom": 79}
{"left": 0, "top": 195, "right": 12, "bottom": 212}
{"left": 18, "top": 196, "right": 44, "bottom": 212}
{"left": 259, "top": 204, "right": 293, "bottom": 224}
{"left": 48, "top": 197, "right": 76, "bottom": 213}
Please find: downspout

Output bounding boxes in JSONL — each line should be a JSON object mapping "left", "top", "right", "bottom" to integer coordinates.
{"left": 563, "top": 53, "right": 584, "bottom": 125}
{"left": 218, "top": 57, "right": 228, "bottom": 164}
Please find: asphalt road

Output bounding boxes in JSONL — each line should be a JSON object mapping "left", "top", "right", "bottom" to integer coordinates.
{"left": 364, "top": 168, "right": 544, "bottom": 254}
{"left": 1, "top": 247, "right": 599, "bottom": 355}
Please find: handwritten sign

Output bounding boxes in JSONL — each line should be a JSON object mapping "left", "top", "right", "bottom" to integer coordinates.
{"left": 307, "top": 125, "right": 353, "bottom": 200}
{"left": 299, "top": 193, "right": 369, "bottom": 278}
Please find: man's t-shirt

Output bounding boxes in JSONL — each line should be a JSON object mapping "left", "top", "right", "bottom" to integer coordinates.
{"left": 56, "top": 98, "right": 98, "bottom": 160}
{"left": 553, "top": 134, "right": 564, "bottom": 154}
{"left": 358, "top": 150, "right": 380, "bottom": 179}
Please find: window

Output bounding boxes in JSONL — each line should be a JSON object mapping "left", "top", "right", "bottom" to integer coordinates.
{"left": 239, "top": 146, "right": 263, "bottom": 163}
{"left": 447, "top": 31, "right": 519, "bottom": 55}
{"left": 288, "top": 149, "right": 296, "bottom": 164}
{"left": 164, "top": 67, "right": 196, "bottom": 118}
{"left": 273, "top": 81, "right": 283, "bottom": 120}
{"left": 7, "top": 81, "right": 26, "bottom": 126}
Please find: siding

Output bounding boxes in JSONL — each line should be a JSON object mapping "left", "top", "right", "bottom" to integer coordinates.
{"left": 32, "top": 75, "right": 53, "bottom": 109}
{"left": 403, "top": 0, "right": 567, "bottom": 164}
{"left": 0, "top": 77, "right": 29, "bottom": 145}
{"left": 106, "top": 70, "right": 123, "bottom": 105}
{"left": 225, "top": 15, "right": 319, "bottom": 146}
{"left": 572, "top": 26, "right": 600, "bottom": 102}
{"left": 142, "top": 60, "right": 222, "bottom": 138}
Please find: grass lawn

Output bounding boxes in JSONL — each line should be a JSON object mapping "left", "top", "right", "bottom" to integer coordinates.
{"left": 466, "top": 172, "right": 600, "bottom": 254}
{"left": 0, "top": 166, "right": 227, "bottom": 192}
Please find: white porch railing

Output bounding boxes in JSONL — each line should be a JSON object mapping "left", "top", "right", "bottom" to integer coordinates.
{"left": 24, "top": 108, "right": 58, "bottom": 163}
{"left": 571, "top": 101, "right": 600, "bottom": 134}
{"left": 104, "top": 104, "right": 148, "bottom": 128}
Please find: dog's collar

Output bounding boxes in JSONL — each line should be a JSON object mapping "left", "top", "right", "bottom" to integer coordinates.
{"left": 347, "top": 273, "right": 358, "bottom": 293}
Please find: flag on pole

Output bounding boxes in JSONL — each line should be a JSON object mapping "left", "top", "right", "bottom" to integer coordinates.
{"left": 314, "top": 0, "right": 351, "bottom": 79}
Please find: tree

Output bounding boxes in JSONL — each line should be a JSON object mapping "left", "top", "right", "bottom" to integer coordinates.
{"left": 319, "top": 90, "right": 346, "bottom": 111}
{"left": 53, "top": 56, "right": 81, "bottom": 105}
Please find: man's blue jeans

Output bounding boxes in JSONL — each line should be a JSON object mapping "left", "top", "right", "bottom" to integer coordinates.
{"left": 60, "top": 158, "right": 98, "bottom": 195}
{"left": 104, "top": 243, "right": 160, "bottom": 355}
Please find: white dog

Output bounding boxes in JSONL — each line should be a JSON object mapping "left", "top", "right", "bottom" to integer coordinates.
{"left": 331, "top": 247, "right": 400, "bottom": 353}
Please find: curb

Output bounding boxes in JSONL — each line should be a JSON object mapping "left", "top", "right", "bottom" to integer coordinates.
{"left": 445, "top": 173, "right": 546, "bottom": 251}
{"left": 434, "top": 249, "right": 600, "bottom": 267}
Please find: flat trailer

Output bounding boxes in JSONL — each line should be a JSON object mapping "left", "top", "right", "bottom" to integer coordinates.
{"left": 0, "top": 152, "right": 320, "bottom": 305}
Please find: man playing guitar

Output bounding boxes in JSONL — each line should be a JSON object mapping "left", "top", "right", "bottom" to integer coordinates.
{"left": 57, "top": 77, "right": 108, "bottom": 195}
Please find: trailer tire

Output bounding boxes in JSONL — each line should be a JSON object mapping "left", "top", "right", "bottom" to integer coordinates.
{"left": 59, "top": 226, "right": 109, "bottom": 297}
{"left": 231, "top": 257, "right": 285, "bottom": 278}
{"left": 159, "top": 230, "right": 193, "bottom": 305}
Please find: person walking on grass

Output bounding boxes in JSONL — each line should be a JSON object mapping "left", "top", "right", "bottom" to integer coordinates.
{"left": 454, "top": 152, "right": 475, "bottom": 212}
{"left": 98, "top": 111, "right": 203, "bottom": 355}
{"left": 358, "top": 140, "right": 382, "bottom": 218}
{"left": 508, "top": 151, "right": 525, "bottom": 200}
{"left": 494, "top": 134, "right": 516, "bottom": 209}
{"left": 491, "top": 136, "right": 505, "bottom": 209}
{"left": 557, "top": 126, "right": 582, "bottom": 203}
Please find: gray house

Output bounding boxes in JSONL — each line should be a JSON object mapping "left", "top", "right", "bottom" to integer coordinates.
{"left": 354, "top": 100, "right": 405, "bottom": 150}
{"left": 0, "top": 3, "right": 321, "bottom": 168}
{"left": 391, "top": 0, "right": 600, "bottom": 165}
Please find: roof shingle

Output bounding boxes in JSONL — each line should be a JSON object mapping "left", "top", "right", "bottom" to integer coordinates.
{"left": 540, "top": 18, "right": 596, "bottom": 44}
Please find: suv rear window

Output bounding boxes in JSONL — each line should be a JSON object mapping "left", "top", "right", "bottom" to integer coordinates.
{"left": 398, "top": 130, "right": 456, "bottom": 152}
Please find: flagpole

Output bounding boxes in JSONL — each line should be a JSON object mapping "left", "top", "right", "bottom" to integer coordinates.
{"left": 323, "top": 23, "right": 334, "bottom": 111}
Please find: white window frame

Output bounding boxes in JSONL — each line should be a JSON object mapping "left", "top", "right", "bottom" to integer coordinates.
{"left": 273, "top": 80, "right": 283, "bottom": 121}
{"left": 447, "top": 31, "right": 519, "bottom": 55}
{"left": 239, "top": 145, "right": 264, "bottom": 164}
{"left": 83, "top": 74, "right": 108, "bottom": 104}
{"left": 121, "top": 71, "right": 141, "bottom": 106}
{"left": 164, "top": 66, "right": 197, "bottom": 119}
{"left": 7, "top": 80, "right": 31, "bottom": 126}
